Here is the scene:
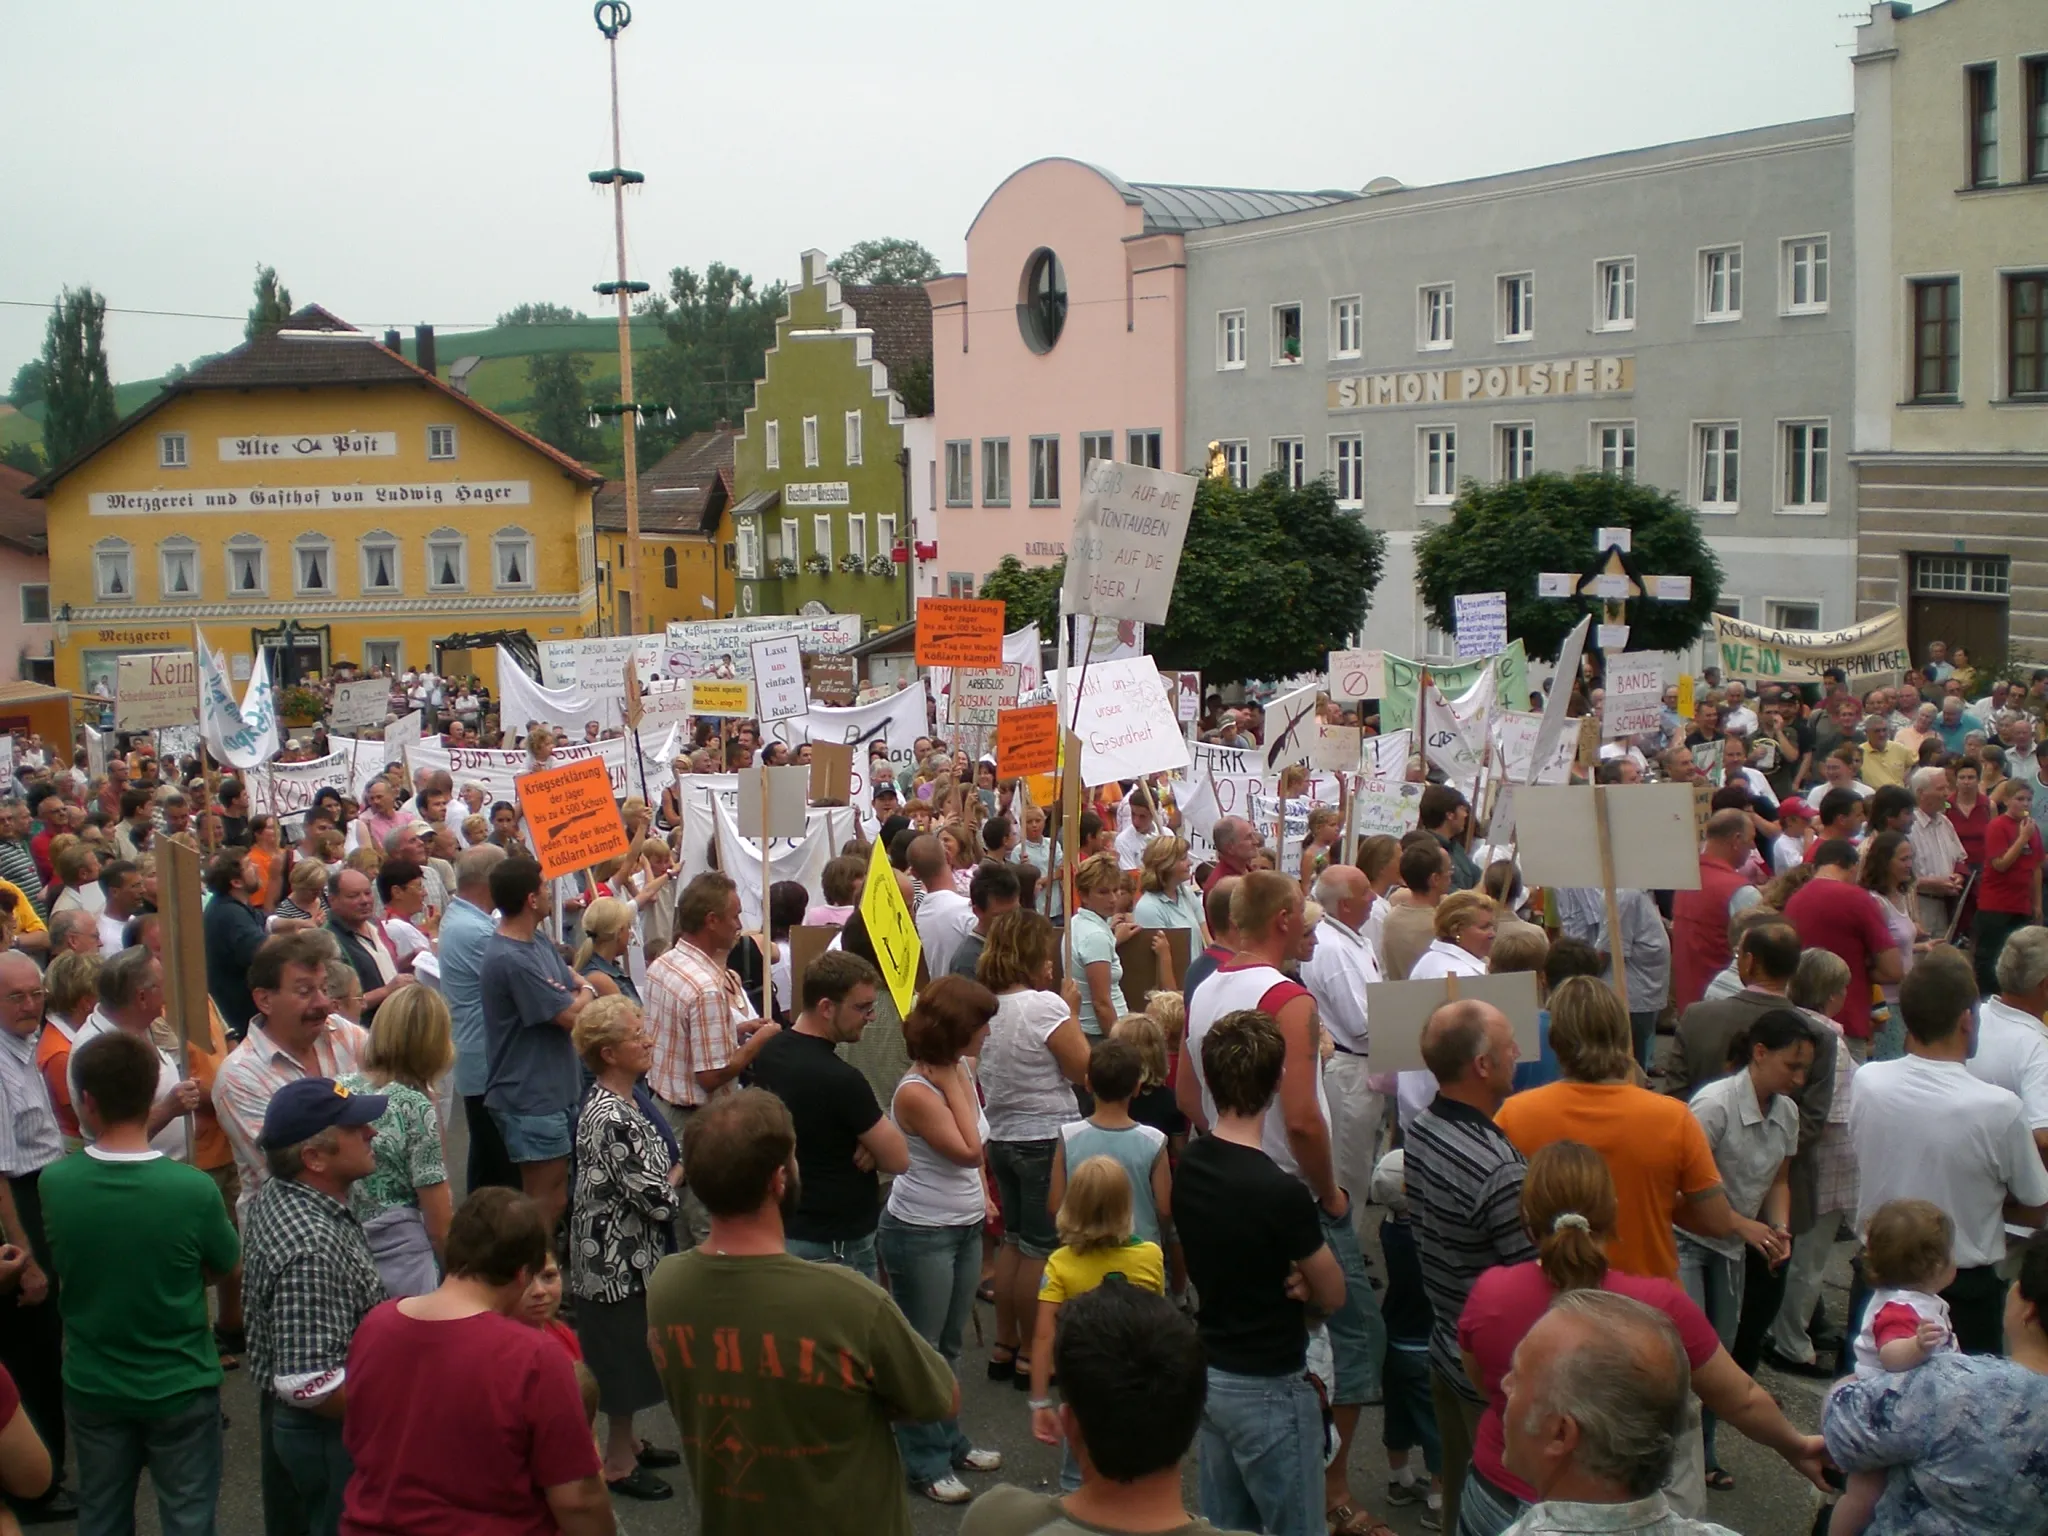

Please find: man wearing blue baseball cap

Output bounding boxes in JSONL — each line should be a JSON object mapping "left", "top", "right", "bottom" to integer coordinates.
{"left": 241, "top": 1077, "right": 390, "bottom": 1536}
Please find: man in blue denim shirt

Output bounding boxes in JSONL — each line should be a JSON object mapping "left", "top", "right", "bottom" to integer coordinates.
{"left": 436, "top": 843, "right": 508, "bottom": 1191}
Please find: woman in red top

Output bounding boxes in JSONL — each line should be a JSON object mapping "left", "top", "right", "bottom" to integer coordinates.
{"left": 1947, "top": 759, "right": 1992, "bottom": 936}
{"left": 1452, "top": 1143, "right": 1824, "bottom": 1535}
{"left": 1972, "top": 779, "right": 2044, "bottom": 995}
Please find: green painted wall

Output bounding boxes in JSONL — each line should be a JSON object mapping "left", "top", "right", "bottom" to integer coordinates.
{"left": 732, "top": 254, "right": 912, "bottom": 630}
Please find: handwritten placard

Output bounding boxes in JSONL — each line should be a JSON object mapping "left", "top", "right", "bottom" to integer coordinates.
{"left": 689, "top": 678, "right": 754, "bottom": 717}
{"left": 1327, "top": 648, "right": 1384, "bottom": 702}
{"left": 1062, "top": 459, "right": 1199, "bottom": 626}
{"left": 948, "top": 664, "right": 1022, "bottom": 727}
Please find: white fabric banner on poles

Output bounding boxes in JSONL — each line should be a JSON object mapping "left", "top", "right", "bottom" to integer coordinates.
{"left": 763, "top": 682, "right": 930, "bottom": 774}
{"left": 497, "top": 645, "right": 622, "bottom": 736}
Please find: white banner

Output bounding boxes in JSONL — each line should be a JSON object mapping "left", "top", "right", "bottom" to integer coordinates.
{"left": 1363, "top": 730, "right": 1413, "bottom": 780}
{"left": 198, "top": 643, "right": 280, "bottom": 771}
{"left": 764, "top": 682, "right": 930, "bottom": 774}
{"left": 538, "top": 635, "right": 665, "bottom": 690}
{"left": 1061, "top": 659, "right": 1189, "bottom": 786}
{"left": 248, "top": 752, "right": 357, "bottom": 822}
{"left": 408, "top": 728, "right": 678, "bottom": 807}
{"left": 674, "top": 778, "right": 849, "bottom": 926}
{"left": 1005, "top": 624, "right": 1043, "bottom": 695}
{"left": 498, "top": 645, "right": 620, "bottom": 736}
{"left": 663, "top": 614, "right": 863, "bottom": 679}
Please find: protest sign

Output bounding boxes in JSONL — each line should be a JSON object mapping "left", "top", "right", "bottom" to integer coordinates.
{"left": 1454, "top": 591, "right": 1508, "bottom": 659}
{"left": 84, "top": 726, "right": 106, "bottom": 781}
{"left": 116, "top": 652, "right": 198, "bottom": 731}
{"left": 1062, "top": 459, "right": 1198, "bottom": 626}
{"left": 1363, "top": 730, "right": 1413, "bottom": 780}
{"left": 996, "top": 702, "right": 1060, "bottom": 779}
{"left": 805, "top": 654, "right": 858, "bottom": 706}
{"left": 1491, "top": 711, "right": 1576, "bottom": 785}
{"left": 949, "top": 664, "right": 1021, "bottom": 727}
{"left": 1327, "top": 648, "right": 1384, "bottom": 702}
{"left": 690, "top": 678, "right": 754, "bottom": 717}
{"left": 1603, "top": 652, "right": 1667, "bottom": 737}
{"left": 1061, "top": 659, "right": 1188, "bottom": 785}
{"left": 517, "top": 756, "right": 630, "bottom": 879}
{"left": 738, "top": 764, "right": 810, "bottom": 840}
{"left": 1515, "top": 784, "right": 1702, "bottom": 892}
{"left": 1260, "top": 682, "right": 1322, "bottom": 772}
{"left": 328, "top": 678, "right": 391, "bottom": 734}
{"left": 1527, "top": 617, "right": 1591, "bottom": 786}
{"left": 1352, "top": 778, "right": 1424, "bottom": 839}
{"left": 1710, "top": 609, "right": 1908, "bottom": 684}
{"left": 915, "top": 598, "right": 1006, "bottom": 667}
{"left": 764, "top": 681, "right": 930, "bottom": 774}
{"left": 662, "top": 614, "right": 862, "bottom": 680}
{"left": 413, "top": 728, "right": 678, "bottom": 807}
{"left": 1379, "top": 643, "right": 1528, "bottom": 734}
{"left": 1004, "top": 623, "right": 1044, "bottom": 695}
{"left": 807, "top": 741, "right": 853, "bottom": 804}
{"left": 1365, "top": 972, "right": 1540, "bottom": 1072}
{"left": 247, "top": 751, "right": 356, "bottom": 821}
{"left": 383, "top": 710, "right": 423, "bottom": 766}
{"left": 538, "top": 634, "right": 664, "bottom": 690}
{"left": 859, "top": 839, "right": 922, "bottom": 1013}
{"left": 749, "top": 634, "right": 808, "bottom": 723}
{"left": 1309, "top": 722, "right": 1361, "bottom": 773}
{"left": 1160, "top": 670, "right": 1202, "bottom": 726}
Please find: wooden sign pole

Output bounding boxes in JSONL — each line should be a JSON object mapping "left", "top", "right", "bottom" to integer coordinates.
{"left": 1593, "top": 785, "right": 1632, "bottom": 1016}
{"left": 756, "top": 762, "right": 775, "bottom": 969}
{"left": 156, "top": 832, "right": 207, "bottom": 1158}
{"left": 1338, "top": 770, "right": 1357, "bottom": 868}
{"left": 190, "top": 624, "right": 221, "bottom": 853}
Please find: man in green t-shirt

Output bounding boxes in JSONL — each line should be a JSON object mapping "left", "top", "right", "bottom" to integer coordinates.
{"left": 646, "top": 1088, "right": 956, "bottom": 1536}
{"left": 41, "top": 1029, "right": 240, "bottom": 1536}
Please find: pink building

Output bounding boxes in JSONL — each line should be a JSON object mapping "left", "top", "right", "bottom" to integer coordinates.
{"left": 0, "top": 467, "right": 52, "bottom": 684}
{"left": 926, "top": 159, "right": 1349, "bottom": 593}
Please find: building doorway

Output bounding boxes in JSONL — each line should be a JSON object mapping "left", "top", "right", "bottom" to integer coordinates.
{"left": 1908, "top": 554, "right": 2009, "bottom": 669}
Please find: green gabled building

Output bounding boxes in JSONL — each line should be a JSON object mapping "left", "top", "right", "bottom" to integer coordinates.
{"left": 730, "top": 249, "right": 933, "bottom": 631}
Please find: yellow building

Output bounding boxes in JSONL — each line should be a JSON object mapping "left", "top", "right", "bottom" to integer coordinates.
{"left": 591, "top": 427, "right": 738, "bottom": 634}
{"left": 28, "top": 305, "right": 602, "bottom": 697}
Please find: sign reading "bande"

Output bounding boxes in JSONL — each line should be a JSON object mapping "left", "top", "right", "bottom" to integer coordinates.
{"left": 1328, "top": 355, "right": 1633, "bottom": 412}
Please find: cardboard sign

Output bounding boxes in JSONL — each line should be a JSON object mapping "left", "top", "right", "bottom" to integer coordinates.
{"left": 1327, "top": 648, "right": 1384, "bottom": 702}
{"left": 749, "top": 634, "right": 808, "bottom": 724}
{"left": 1514, "top": 784, "right": 1704, "bottom": 892}
{"left": 1351, "top": 779, "right": 1424, "bottom": 839}
{"left": 1537, "top": 572, "right": 1576, "bottom": 598}
{"left": 806, "top": 654, "right": 858, "bottom": 706}
{"left": 621, "top": 663, "right": 645, "bottom": 731}
{"left": 328, "top": 677, "right": 391, "bottom": 734}
{"left": 996, "top": 702, "right": 1061, "bottom": 779}
{"left": 1363, "top": 971, "right": 1541, "bottom": 1072}
{"left": 808, "top": 741, "right": 853, "bottom": 805}
{"left": 689, "top": 678, "right": 754, "bottom": 717}
{"left": 1596, "top": 526, "right": 1633, "bottom": 553}
{"left": 1309, "top": 721, "right": 1361, "bottom": 773}
{"left": 1603, "top": 652, "right": 1667, "bottom": 738}
{"left": 116, "top": 651, "right": 198, "bottom": 731}
{"left": 858, "top": 839, "right": 922, "bottom": 1014}
{"left": 1576, "top": 714, "right": 1602, "bottom": 768}
{"left": 1453, "top": 591, "right": 1508, "bottom": 659}
{"left": 738, "top": 764, "right": 810, "bottom": 840}
{"left": 1064, "top": 659, "right": 1190, "bottom": 785}
{"left": 915, "top": 597, "right": 1006, "bottom": 667}
{"left": 1117, "top": 927, "right": 1192, "bottom": 1008}
{"left": 1062, "top": 459, "right": 1199, "bottom": 626}
{"left": 949, "top": 664, "right": 1022, "bottom": 726}
{"left": 516, "top": 756, "right": 631, "bottom": 879}
{"left": 786, "top": 923, "right": 838, "bottom": 1003}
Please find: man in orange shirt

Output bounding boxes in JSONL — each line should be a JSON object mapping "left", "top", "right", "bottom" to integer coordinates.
{"left": 1495, "top": 977, "right": 1773, "bottom": 1283}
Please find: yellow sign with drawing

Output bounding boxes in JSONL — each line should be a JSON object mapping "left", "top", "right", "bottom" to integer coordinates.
{"left": 858, "top": 838, "right": 922, "bottom": 1015}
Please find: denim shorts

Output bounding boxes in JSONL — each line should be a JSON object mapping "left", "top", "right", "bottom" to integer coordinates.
{"left": 987, "top": 1138, "right": 1060, "bottom": 1259}
{"left": 489, "top": 1106, "right": 575, "bottom": 1164}
{"left": 1320, "top": 1206, "right": 1386, "bottom": 1405}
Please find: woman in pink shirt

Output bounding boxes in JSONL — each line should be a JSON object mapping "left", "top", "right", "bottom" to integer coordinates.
{"left": 1452, "top": 1142, "right": 1825, "bottom": 1535}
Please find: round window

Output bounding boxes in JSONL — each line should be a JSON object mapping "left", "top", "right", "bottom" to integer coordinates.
{"left": 1017, "top": 248, "right": 1068, "bottom": 355}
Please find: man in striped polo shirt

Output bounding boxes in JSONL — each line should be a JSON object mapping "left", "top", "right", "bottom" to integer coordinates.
{"left": 1404, "top": 998, "right": 1532, "bottom": 1534}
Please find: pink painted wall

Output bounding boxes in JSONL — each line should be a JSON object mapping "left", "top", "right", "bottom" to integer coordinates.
{"left": 928, "top": 159, "right": 1186, "bottom": 584}
{"left": 0, "top": 544, "right": 52, "bottom": 681}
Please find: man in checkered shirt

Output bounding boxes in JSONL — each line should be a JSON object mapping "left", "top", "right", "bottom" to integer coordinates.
{"left": 241, "top": 1076, "right": 388, "bottom": 1536}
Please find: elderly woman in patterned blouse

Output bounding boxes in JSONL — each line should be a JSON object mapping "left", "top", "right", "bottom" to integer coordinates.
{"left": 568, "top": 995, "right": 681, "bottom": 1503}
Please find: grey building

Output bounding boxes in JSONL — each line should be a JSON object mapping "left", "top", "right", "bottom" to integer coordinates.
{"left": 1182, "top": 117, "right": 1856, "bottom": 658}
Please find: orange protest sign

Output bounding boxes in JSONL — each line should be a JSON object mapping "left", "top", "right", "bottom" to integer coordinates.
{"left": 996, "top": 702, "right": 1061, "bottom": 779}
{"left": 914, "top": 597, "right": 1006, "bottom": 667}
{"left": 516, "top": 756, "right": 630, "bottom": 879}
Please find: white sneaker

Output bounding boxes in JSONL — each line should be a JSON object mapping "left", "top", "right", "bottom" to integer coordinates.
{"left": 956, "top": 1448, "right": 1004, "bottom": 1473}
{"left": 1422, "top": 1490, "right": 1443, "bottom": 1530}
{"left": 923, "top": 1476, "right": 973, "bottom": 1504}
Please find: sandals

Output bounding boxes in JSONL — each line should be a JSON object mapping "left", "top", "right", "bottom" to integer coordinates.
{"left": 1326, "top": 1502, "right": 1396, "bottom": 1536}
{"left": 987, "top": 1348, "right": 1017, "bottom": 1383}
{"left": 1705, "top": 1468, "right": 1737, "bottom": 1492}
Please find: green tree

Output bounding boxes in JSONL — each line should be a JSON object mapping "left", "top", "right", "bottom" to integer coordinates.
{"left": 5, "top": 359, "right": 46, "bottom": 408}
{"left": 497, "top": 301, "right": 586, "bottom": 326}
{"left": 39, "top": 286, "right": 117, "bottom": 466}
{"left": 1414, "top": 470, "right": 1723, "bottom": 662}
{"left": 634, "top": 262, "right": 784, "bottom": 460}
{"left": 0, "top": 441, "right": 43, "bottom": 476}
{"left": 1146, "top": 472, "right": 1386, "bottom": 685}
{"left": 245, "top": 265, "right": 293, "bottom": 341}
{"left": 525, "top": 350, "right": 600, "bottom": 464}
{"left": 980, "top": 554, "right": 1064, "bottom": 636}
{"left": 892, "top": 356, "right": 934, "bottom": 418}
{"left": 830, "top": 238, "right": 941, "bottom": 287}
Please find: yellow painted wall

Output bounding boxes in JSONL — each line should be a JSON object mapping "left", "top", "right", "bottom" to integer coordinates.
{"left": 45, "top": 383, "right": 598, "bottom": 693}
{"left": 595, "top": 505, "right": 737, "bottom": 633}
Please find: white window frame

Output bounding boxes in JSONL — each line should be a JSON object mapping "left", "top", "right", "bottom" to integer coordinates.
{"left": 1419, "top": 284, "right": 1454, "bottom": 350}
{"left": 801, "top": 415, "right": 819, "bottom": 468}
{"left": 778, "top": 517, "right": 799, "bottom": 562}
{"left": 94, "top": 540, "right": 133, "bottom": 602}
{"left": 1029, "top": 435, "right": 1060, "bottom": 506}
{"left": 1330, "top": 295, "right": 1363, "bottom": 359}
{"left": 362, "top": 640, "right": 402, "bottom": 675}
{"left": 944, "top": 440, "right": 972, "bottom": 506}
{"left": 1782, "top": 236, "right": 1830, "bottom": 315}
{"left": 1778, "top": 419, "right": 1831, "bottom": 514}
{"left": 1591, "top": 420, "right": 1638, "bottom": 480}
{"left": 981, "top": 437, "right": 1011, "bottom": 506}
{"left": 426, "top": 424, "right": 457, "bottom": 461}
{"left": 735, "top": 521, "right": 760, "bottom": 578}
{"left": 158, "top": 538, "right": 199, "bottom": 601}
{"left": 1080, "top": 431, "right": 1114, "bottom": 470}
{"left": 763, "top": 418, "right": 780, "bottom": 471}
{"left": 1693, "top": 422, "right": 1741, "bottom": 512}
{"left": 1764, "top": 598, "right": 1823, "bottom": 631}
{"left": 812, "top": 514, "right": 833, "bottom": 563}
{"left": 1270, "top": 437, "right": 1305, "bottom": 490}
{"left": 1596, "top": 258, "right": 1636, "bottom": 331}
{"left": 1498, "top": 273, "right": 1535, "bottom": 343}
{"left": 1699, "top": 245, "right": 1743, "bottom": 322}
{"left": 158, "top": 432, "right": 188, "bottom": 469}
{"left": 877, "top": 514, "right": 897, "bottom": 559}
{"left": 1126, "top": 430, "right": 1162, "bottom": 469}
{"left": 1217, "top": 309, "right": 1247, "bottom": 370}
{"left": 1270, "top": 302, "right": 1303, "bottom": 366}
{"left": 18, "top": 584, "right": 48, "bottom": 625}
{"left": 843, "top": 410, "right": 863, "bottom": 467}
{"left": 1495, "top": 423, "right": 1535, "bottom": 482}
{"left": 359, "top": 532, "right": 401, "bottom": 595}
{"left": 1330, "top": 434, "right": 1365, "bottom": 506}
{"left": 1418, "top": 426, "right": 1458, "bottom": 506}
{"left": 1221, "top": 440, "right": 1250, "bottom": 489}
{"left": 225, "top": 536, "right": 267, "bottom": 597}
{"left": 491, "top": 526, "right": 535, "bottom": 591}
{"left": 426, "top": 529, "right": 468, "bottom": 592}
{"left": 294, "top": 534, "right": 336, "bottom": 596}
{"left": 847, "top": 517, "right": 866, "bottom": 565}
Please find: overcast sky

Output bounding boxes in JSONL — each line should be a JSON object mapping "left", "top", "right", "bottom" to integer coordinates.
{"left": 2, "top": 0, "right": 1868, "bottom": 386}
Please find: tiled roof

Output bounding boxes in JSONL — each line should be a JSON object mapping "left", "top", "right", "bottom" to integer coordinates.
{"left": 26, "top": 304, "right": 603, "bottom": 495}
{"left": 0, "top": 465, "right": 46, "bottom": 554}
{"left": 840, "top": 285, "right": 933, "bottom": 383}
{"left": 1122, "top": 180, "right": 1358, "bottom": 233}
{"left": 593, "top": 427, "right": 737, "bottom": 535}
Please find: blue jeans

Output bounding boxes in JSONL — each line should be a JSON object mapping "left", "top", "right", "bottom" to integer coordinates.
{"left": 1382, "top": 1344, "right": 1441, "bottom": 1475}
{"left": 1198, "top": 1367, "right": 1324, "bottom": 1536}
{"left": 1677, "top": 1235, "right": 1742, "bottom": 1467}
{"left": 877, "top": 1211, "right": 981, "bottom": 1486}
{"left": 259, "top": 1396, "right": 350, "bottom": 1536}
{"left": 787, "top": 1232, "right": 879, "bottom": 1283}
{"left": 1322, "top": 1206, "right": 1386, "bottom": 1404}
{"left": 70, "top": 1387, "right": 221, "bottom": 1536}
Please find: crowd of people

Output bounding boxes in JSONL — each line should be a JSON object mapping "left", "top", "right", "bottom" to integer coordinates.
{"left": 2, "top": 635, "right": 2048, "bottom": 1536}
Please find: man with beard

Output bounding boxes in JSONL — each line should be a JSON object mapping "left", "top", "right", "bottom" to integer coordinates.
{"left": 746, "top": 952, "right": 909, "bottom": 1282}
{"left": 645, "top": 1089, "right": 956, "bottom": 1536}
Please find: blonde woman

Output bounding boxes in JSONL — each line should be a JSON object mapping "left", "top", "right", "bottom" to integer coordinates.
{"left": 269, "top": 858, "right": 328, "bottom": 933}
{"left": 1069, "top": 854, "right": 1132, "bottom": 1037}
{"left": 1133, "top": 836, "right": 1204, "bottom": 940}
{"left": 1407, "top": 891, "right": 1498, "bottom": 980}
{"left": 574, "top": 896, "right": 641, "bottom": 1003}
{"left": 1300, "top": 805, "right": 1342, "bottom": 884}
{"left": 339, "top": 985, "right": 457, "bottom": 1296}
